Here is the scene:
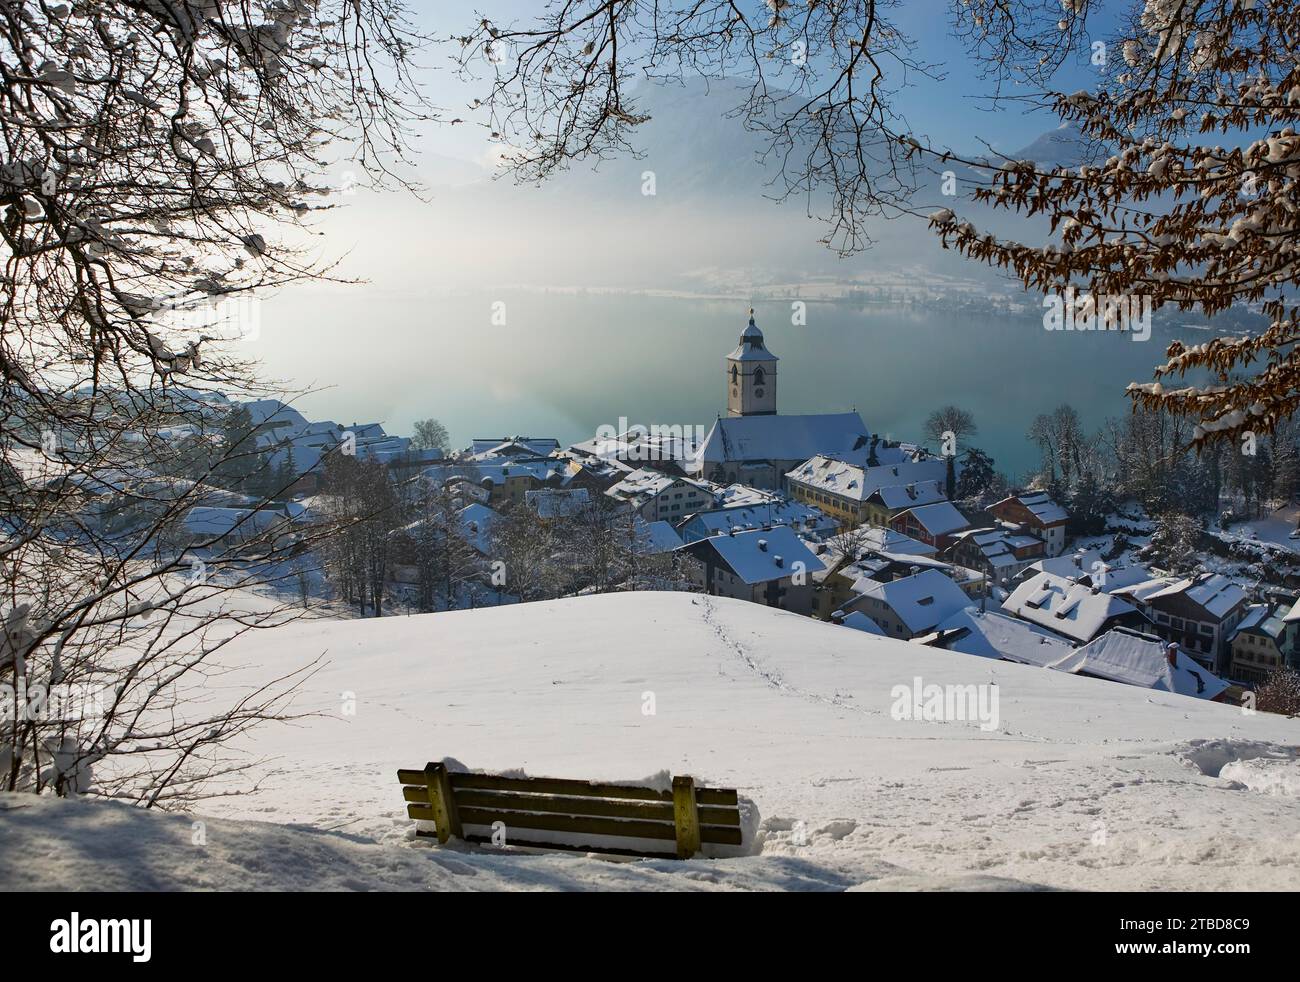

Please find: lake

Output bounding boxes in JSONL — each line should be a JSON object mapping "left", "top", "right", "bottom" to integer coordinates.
{"left": 257, "top": 289, "right": 1206, "bottom": 478}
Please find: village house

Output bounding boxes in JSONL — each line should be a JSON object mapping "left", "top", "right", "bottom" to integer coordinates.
{"left": 423, "top": 458, "right": 570, "bottom": 508}
{"left": 836, "top": 568, "right": 971, "bottom": 640}
{"left": 811, "top": 548, "right": 971, "bottom": 621}
{"left": 679, "top": 526, "right": 825, "bottom": 615}
{"left": 923, "top": 607, "right": 1074, "bottom": 666}
{"left": 947, "top": 525, "right": 1045, "bottom": 588}
{"left": 674, "top": 498, "right": 835, "bottom": 544}
{"left": 1002, "top": 571, "right": 1149, "bottom": 646}
{"left": 987, "top": 492, "right": 1070, "bottom": 557}
{"left": 455, "top": 503, "right": 499, "bottom": 555}
{"left": 469, "top": 437, "right": 562, "bottom": 458}
{"left": 862, "top": 479, "right": 947, "bottom": 528}
{"left": 1053, "top": 628, "right": 1232, "bottom": 702}
{"left": 786, "top": 456, "right": 948, "bottom": 527}
{"left": 889, "top": 500, "right": 971, "bottom": 551}
{"left": 1112, "top": 573, "right": 1249, "bottom": 675}
{"left": 1227, "top": 604, "right": 1289, "bottom": 685}
{"left": 859, "top": 526, "right": 938, "bottom": 557}
{"left": 604, "top": 468, "right": 714, "bottom": 521}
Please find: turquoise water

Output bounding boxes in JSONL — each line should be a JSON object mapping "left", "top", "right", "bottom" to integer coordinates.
{"left": 259, "top": 290, "right": 1204, "bottom": 478}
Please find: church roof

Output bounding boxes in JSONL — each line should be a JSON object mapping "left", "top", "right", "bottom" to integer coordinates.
{"left": 696, "top": 413, "right": 870, "bottom": 465}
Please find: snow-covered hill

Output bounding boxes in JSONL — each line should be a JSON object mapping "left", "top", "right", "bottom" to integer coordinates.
{"left": 5, "top": 592, "right": 1299, "bottom": 891}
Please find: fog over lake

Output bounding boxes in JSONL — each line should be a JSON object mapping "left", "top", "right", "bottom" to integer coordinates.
{"left": 256, "top": 289, "right": 1207, "bottom": 477}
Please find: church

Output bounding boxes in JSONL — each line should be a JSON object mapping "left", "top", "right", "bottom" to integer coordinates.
{"left": 691, "top": 311, "right": 872, "bottom": 489}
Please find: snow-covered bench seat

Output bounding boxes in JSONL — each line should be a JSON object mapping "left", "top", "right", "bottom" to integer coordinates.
{"left": 397, "top": 762, "right": 742, "bottom": 859}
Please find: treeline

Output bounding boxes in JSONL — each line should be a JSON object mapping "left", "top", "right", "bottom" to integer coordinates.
{"left": 315, "top": 455, "right": 689, "bottom": 617}
{"left": 1023, "top": 405, "right": 1300, "bottom": 536}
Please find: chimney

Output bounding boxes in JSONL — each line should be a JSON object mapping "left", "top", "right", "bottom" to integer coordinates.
{"left": 758, "top": 538, "right": 768, "bottom": 552}
{"left": 910, "top": 565, "right": 921, "bottom": 577}
{"left": 774, "top": 555, "right": 784, "bottom": 568}
{"left": 1165, "top": 643, "right": 1178, "bottom": 668}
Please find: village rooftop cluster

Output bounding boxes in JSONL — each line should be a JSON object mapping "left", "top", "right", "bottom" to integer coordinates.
{"left": 99, "top": 311, "right": 1298, "bottom": 710}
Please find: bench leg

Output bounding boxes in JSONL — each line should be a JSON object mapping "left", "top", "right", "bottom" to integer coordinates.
{"left": 672, "top": 775, "right": 701, "bottom": 859}
{"left": 424, "top": 761, "right": 463, "bottom": 844}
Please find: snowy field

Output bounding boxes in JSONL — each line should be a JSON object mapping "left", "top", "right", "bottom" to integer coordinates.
{"left": 4, "top": 591, "right": 1300, "bottom": 891}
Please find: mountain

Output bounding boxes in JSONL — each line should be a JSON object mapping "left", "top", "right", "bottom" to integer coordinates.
{"left": 1005, "top": 121, "right": 1093, "bottom": 170}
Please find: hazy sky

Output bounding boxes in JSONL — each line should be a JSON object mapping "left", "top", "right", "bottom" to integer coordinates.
{"left": 248, "top": 1, "right": 1130, "bottom": 446}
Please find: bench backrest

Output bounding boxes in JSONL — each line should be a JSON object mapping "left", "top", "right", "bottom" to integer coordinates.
{"left": 397, "top": 762, "right": 741, "bottom": 859}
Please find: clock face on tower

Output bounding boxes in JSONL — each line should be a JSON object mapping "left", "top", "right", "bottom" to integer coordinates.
{"left": 755, "top": 388, "right": 764, "bottom": 398}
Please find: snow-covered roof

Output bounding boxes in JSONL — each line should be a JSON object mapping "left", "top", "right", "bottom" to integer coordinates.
{"left": 424, "top": 458, "right": 568, "bottom": 488}
{"left": 1026, "top": 549, "right": 1105, "bottom": 580}
{"left": 691, "top": 526, "right": 825, "bottom": 585}
{"left": 1147, "top": 573, "right": 1246, "bottom": 620}
{"left": 838, "top": 611, "right": 886, "bottom": 636}
{"left": 1284, "top": 596, "right": 1300, "bottom": 624}
{"left": 996, "top": 491, "right": 1069, "bottom": 525}
{"left": 1055, "top": 628, "right": 1230, "bottom": 700}
{"left": 456, "top": 503, "right": 499, "bottom": 554}
{"left": 1229, "top": 604, "right": 1285, "bottom": 642}
{"left": 605, "top": 467, "right": 706, "bottom": 508}
{"left": 697, "top": 413, "right": 870, "bottom": 466}
{"left": 930, "top": 608, "right": 1073, "bottom": 666}
{"left": 677, "top": 500, "right": 833, "bottom": 543}
{"left": 871, "top": 480, "right": 946, "bottom": 510}
{"left": 786, "top": 455, "right": 946, "bottom": 503}
{"left": 568, "top": 429, "right": 701, "bottom": 465}
{"left": 525, "top": 487, "right": 591, "bottom": 518}
{"left": 860, "top": 526, "right": 937, "bottom": 557}
{"left": 470, "top": 437, "right": 560, "bottom": 457}
{"left": 1091, "top": 564, "right": 1156, "bottom": 593}
{"left": 1002, "top": 571, "right": 1141, "bottom": 644}
{"left": 895, "top": 501, "right": 970, "bottom": 537}
{"left": 240, "top": 399, "right": 308, "bottom": 430}
{"left": 851, "top": 569, "right": 971, "bottom": 635}
{"left": 953, "top": 526, "right": 1040, "bottom": 567}
{"left": 629, "top": 519, "right": 685, "bottom": 555}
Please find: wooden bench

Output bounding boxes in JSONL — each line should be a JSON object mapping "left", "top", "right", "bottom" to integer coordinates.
{"left": 397, "top": 762, "right": 742, "bottom": 859}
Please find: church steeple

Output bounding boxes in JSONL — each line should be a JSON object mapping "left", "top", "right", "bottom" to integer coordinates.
{"left": 726, "top": 308, "right": 778, "bottom": 417}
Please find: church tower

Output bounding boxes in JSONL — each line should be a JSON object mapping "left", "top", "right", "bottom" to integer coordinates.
{"left": 726, "top": 309, "right": 778, "bottom": 417}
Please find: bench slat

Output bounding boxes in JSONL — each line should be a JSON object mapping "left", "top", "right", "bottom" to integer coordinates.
{"left": 456, "top": 805, "right": 678, "bottom": 842}
{"left": 451, "top": 772, "right": 672, "bottom": 801}
{"left": 443, "top": 788, "right": 741, "bottom": 827}
{"left": 459, "top": 833, "right": 680, "bottom": 860}
{"left": 696, "top": 787, "right": 739, "bottom": 807}
{"left": 700, "top": 825, "right": 744, "bottom": 846}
